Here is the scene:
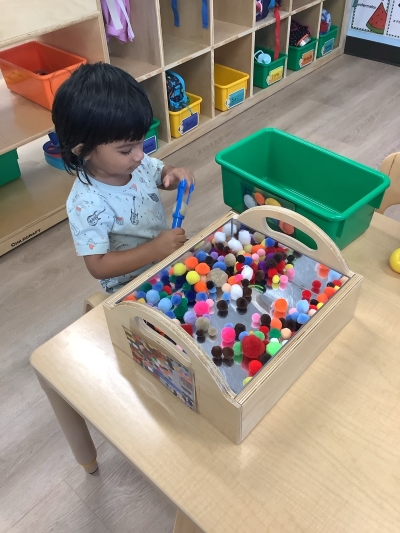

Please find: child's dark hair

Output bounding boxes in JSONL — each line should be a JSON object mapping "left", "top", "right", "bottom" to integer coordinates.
{"left": 52, "top": 62, "right": 153, "bottom": 184}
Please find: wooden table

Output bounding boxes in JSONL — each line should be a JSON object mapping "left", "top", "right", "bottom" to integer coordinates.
{"left": 31, "top": 213, "right": 400, "bottom": 533}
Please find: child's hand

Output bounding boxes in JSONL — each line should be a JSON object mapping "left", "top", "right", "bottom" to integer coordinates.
{"left": 153, "top": 228, "right": 187, "bottom": 260}
{"left": 162, "top": 166, "right": 195, "bottom": 192}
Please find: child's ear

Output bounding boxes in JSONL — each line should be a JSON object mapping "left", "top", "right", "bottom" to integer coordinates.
{"left": 71, "top": 143, "right": 91, "bottom": 160}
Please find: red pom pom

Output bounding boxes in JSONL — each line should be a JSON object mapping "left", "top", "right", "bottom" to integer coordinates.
{"left": 248, "top": 360, "right": 262, "bottom": 376}
{"left": 309, "top": 304, "right": 318, "bottom": 310}
{"left": 312, "top": 280, "right": 322, "bottom": 289}
{"left": 236, "top": 263, "right": 244, "bottom": 273}
{"left": 268, "top": 268, "right": 278, "bottom": 278}
{"left": 163, "top": 285, "right": 172, "bottom": 295}
{"left": 302, "top": 289, "right": 312, "bottom": 301}
{"left": 333, "top": 279, "right": 342, "bottom": 287}
{"left": 259, "top": 325, "right": 269, "bottom": 336}
{"left": 181, "top": 324, "right": 193, "bottom": 336}
{"left": 242, "top": 335, "right": 265, "bottom": 359}
{"left": 276, "top": 261, "right": 286, "bottom": 272}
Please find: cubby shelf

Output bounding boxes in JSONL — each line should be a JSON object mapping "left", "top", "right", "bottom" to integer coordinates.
{"left": 0, "top": 0, "right": 350, "bottom": 255}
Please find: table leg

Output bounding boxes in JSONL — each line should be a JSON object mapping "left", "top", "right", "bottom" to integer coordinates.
{"left": 35, "top": 372, "right": 98, "bottom": 474}
{"left": 174, "top": 510, "right": 204, "bottom": 533}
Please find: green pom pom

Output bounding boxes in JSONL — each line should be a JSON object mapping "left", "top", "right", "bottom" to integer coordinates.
{"left": 182, "top": 282, "right": 192, "bottom": 292}
{"left": 233, "top": 342, "right": 242, "bottom": 356}
{"left": 180, "top": 297, "right": 188, "bottom": 307}
{"left": 266, "top": 342, "right": 281, "bottom": 356}
{"left": 159, "top": 291, "right": 168, "bottom": 299}
{"left": 169, "top": 275, "right": 177, "bottom": 283}
{"left": 269, "top": 328, "right": 281, "bottom": 339}
{"left": 139, "top": 282, "right": 153, "bottom": 293}
{"left": 254, "top": 331, "right": 265, "bottom": 341}
{"left": 234, "top": 353, "right": 243, "bottom": 364}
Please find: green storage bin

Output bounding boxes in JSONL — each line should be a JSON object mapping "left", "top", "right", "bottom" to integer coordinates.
{"left": 253, "top": 47, "right": 287, "bottom": 89}
{"left": 287, "top": 37, "right": 317, "bottom": 71}
{"left": 215, "top": 129, "right": 390, "bottom": 249}
{"left": 317, "top": 25, "right": 339, "bottom": 58}
{"left": 0, "top": 149, "right": 21, "bottom": 187}
{"left": 143, "top": 118, "right": 160, "bottom": 155}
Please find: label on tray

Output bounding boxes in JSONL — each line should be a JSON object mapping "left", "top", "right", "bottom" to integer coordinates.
{"left": 178, "top": 112, "right": 199, "bottom": 135}
{"left": 300, "top": 49, "right": 314, "bottom": 68}
{"left": 267, "top": 66, "right": 283, "bottom": 85}
{"left": 321, "top": 38, "right": 335, "bottom": 56}
{"left": 225, "top": 88, "right": 245, "bottom": 109}
{"left": 143, "top": 135, "right": 157, "bottom": 155}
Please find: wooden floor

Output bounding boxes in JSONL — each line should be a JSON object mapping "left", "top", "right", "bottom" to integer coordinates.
{"left": 1, "top": 54, "right": 400, "bottom": 533}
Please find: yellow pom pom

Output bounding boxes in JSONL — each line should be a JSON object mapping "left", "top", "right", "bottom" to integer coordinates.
{"left": 238, "top": 249, "right": 246, "bottom": 256}
{"left": 173, "top": 262, "right": 187, "bottom": 276}
{"left": 243, "top": 244, "right": 252, "bottom": 253}
{"left": 186, "top": 270, "right": 200, "bottom": 285}
{"left": 243, "top": 377, "right": 252, "bottom": 386}
{"left": 137, "top": 298, "right": 146, "bottom": 304}
{"left": 272, "top": 275, "right": 280, "bottom": 284}
{"left": 317, "top": 302, "right": 324, "bottom": 309}
{"left": 265, "top": 197, "right": 281, "bottom": 207}
{"left": 285, "top": 264, "right": 294, "bottom": 270}
{"left": 272, "top": 283, "right": 280, "bottom": 290}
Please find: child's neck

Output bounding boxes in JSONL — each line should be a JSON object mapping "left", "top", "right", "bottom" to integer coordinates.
{"left": 85, "top": 163, "right": 131, "bottom": 187}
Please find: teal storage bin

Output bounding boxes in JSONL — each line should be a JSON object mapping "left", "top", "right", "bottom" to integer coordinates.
{"left": 253, "top": 47, "right": 287, "bottom": 89}
{"left": 215, "top": 129, "right": 390, "bottom": 249}
{"left": 143, "top": 118, "right": 160, "bottom": 155}
{"left": 0, "top": 149, "right": 21, "bottom": 186}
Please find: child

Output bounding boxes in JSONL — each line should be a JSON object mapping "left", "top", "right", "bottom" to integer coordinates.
{"left": 52, "top": 63, "right": 195, "bottom": 293}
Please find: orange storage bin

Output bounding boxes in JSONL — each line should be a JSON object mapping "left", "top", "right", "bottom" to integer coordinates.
{"left": 0, "top": 41, "right": 87, "bottom": 110}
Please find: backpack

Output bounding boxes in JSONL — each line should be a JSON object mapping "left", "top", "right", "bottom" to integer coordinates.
{"left": 289, "top": 20, "right": 311, "bottom": 46}
{"left": 166, "top": 71, "right": 189, "bottom": 112}
{"left": 171, "top": 0, "right": 209, "bottom": 29}
{"left": 100, "top": 0, "right": 134, "bottom": 43}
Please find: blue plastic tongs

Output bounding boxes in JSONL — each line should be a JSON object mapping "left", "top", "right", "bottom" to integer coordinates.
{"left": 171, "top": 179, "right": 195, "bottom": 228}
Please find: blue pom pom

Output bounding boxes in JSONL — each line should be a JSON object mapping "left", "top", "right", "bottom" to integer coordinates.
{"left": 160, "top": 275, "right": 170, "bottom": 285}
{"left": 239, "top": 331, "right": 249, "bottom": 341}
{"left": 159, "top": 269, "right": 169, "bottom": 279}
{"left": 290, "top": 311, "right": 299, "bottom": 321}
{"left": 244, "top": 256, "right": 253, "bottom": 266}
{"left": 153, "top": 282, "right": 164, "bottom": 292}
{"left": 175, "top": 276, "right": 184, "bottom": 288}
{"left": 136, "top": 291, "right": 146, "bottom": 299}
{"left": 171, "top": 294, "right": 182, "bottom": 306}
{"left": 184, "top": 310, "right": 197, "bottom": 324}
{"left": 222, "top": 292, "right": 230, "bottom": 301}
{"left": 209, "top": 292, "right": 217, "bottom": 300}
{"left": 196, "top": 250, "right": 207, "bottom": 262}
{"left": 266, "top": 237, "right": 275, "bottom": 247}
{"left": 209, "top": 286, "right": 217, "bottom": 294}
{"left": 225, "top": 322, "right": 234, "bottom": 328}
{"left": 146, "top": 289, "right": 161, "bottom": 305}
{"left": 196, "top": 292, "right": 207, "bottom": 301}
{"left": 297, "top": 313, "right": 310, "bottom": 325}
{"left": 186, "top": 290, "right": 196, "bottom": 302}
{"left": 165, "top": 310, "right": 176, "bottom": 319}
{"left": 213, "top": 261, "right": 227, "bottom": 271}
{"left": 158, "top": 298, "right": 173, "bottom": 313}
{"left": 296, "top": 300, "right": 309, "bottom": 314}
{"left": 328, "top": 270, "right": 341, "bottom": 282}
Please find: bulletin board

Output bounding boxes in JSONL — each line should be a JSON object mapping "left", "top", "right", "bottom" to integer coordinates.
{"left": 351, "top": 0, "right": 400, "bottom": 40}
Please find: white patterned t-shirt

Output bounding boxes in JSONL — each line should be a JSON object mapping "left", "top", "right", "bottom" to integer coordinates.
{"left": 66, "top": 154, "right": 167, "bottom": 293}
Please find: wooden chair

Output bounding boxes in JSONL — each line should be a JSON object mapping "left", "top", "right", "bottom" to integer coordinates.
{"left": 83, "top": 292, "right": 108, "bottom": 314}
{"left": 378, "top": 152, "right": 400, "bottom": 221}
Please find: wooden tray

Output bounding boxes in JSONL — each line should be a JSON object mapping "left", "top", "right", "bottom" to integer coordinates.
{"left": 104, "top": 207, "right": 363, "bottom": 443}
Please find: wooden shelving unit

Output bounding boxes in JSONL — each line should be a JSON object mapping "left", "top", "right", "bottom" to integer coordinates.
{"left": 0, "top": 0, "right": 351, "bottom": 255}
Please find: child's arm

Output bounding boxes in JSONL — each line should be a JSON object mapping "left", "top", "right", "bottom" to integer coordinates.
{"left": 84, "top": 227, "right": 186, "bottom": 280}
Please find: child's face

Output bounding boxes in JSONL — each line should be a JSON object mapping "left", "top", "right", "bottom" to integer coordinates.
{"left": 86, "top": 140, "right": 144, "bottom": 177}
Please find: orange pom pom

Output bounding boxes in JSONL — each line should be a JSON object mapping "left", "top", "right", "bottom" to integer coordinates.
{"left": 195, "top": 263, "right": 210, "bottom": 275}
{"left": 317, "top": 293, "right": 328, "bottom": 303}
{"left": 324, "top": 287, "right": 336, "bottom": 299}
{"left": 185, "top": 257, "right": 199, "bottom": 270}
{"left": 251, "top": 244, "right": 264, "bottom": 254}
{"left": 228, "top": 275, "right": 237, "bottom": 285}
{"left": 123, "top": 294, "right": 136, "bottom": 301}
{"left": 194, "top": 281, "right": 207, "bottom": 293}
{"left": 254, "top": 192, "right": 265, "bottom": 205}
{"left": 271, "top": 317, "right": 282, "bottom": 330}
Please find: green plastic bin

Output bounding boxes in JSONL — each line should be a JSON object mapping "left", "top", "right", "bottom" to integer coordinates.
{"left": 143, "top": 118, "right": 160, "bottom": 155}
{"left": 0, "top": 149, "right": 21, "bottom": 186}
{"left": 317, "top": 25, "right": 339, "bottom": 58}
{"left": 215, "top": 129, "right": 390, "bottom": 249}
{"left": 287, "top": 37, "right": 317, "bottom": 71}
{"left": 253, "top": 47, "right": 287, "bottom": 89}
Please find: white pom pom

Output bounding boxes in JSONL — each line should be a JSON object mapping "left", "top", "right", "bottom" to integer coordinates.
{"left": 238, "top": 229, "right": 251, "bottom": 245}
{"left": 242, "top": 265, "right": 253, "bottom": 280}
{"left": 230, "top": 284, "right": 243, "bottom": 300}
{"left": 214, "top": 231, "right": 226, "bottom": 243}
{"left": 243, "top": 195, "right": 257, "bottom": 209}
{"left": 223, "top": 222, "right": 238, "bottom": 237}
{"left": 228, "top": 237, "right": 242, "bottom": 253}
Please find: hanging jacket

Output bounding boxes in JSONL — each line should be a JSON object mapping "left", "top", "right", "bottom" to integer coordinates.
{"left": 101, "top": 0, "right": 134, "bottom": 43}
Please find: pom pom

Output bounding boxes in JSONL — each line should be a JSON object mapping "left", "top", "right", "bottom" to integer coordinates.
{"left": 230, "top": 284, "right": 243, "bottom": 301}
{"left": 227, "top": 237, "right": 242, "bottom": 253}
{"left": 195, "top": 263, "right": 210, "bottom": 276}
{"left": 207, "top": 268, "right": 228, "bottom": 288}
{"left": 241, "top": 265, "right": 254, "bottom": 280}
{"left": 270, "top": 318, "right": 282, "bottom": 330}
{"left": 194, "top": 301, "right": 209, "bottom": 316}
{"left": 194, "top": 281, "right": 207, "bottom": 293}
{"left": 244, "top": 255, "right": 253, "bottom": 265}
{"left": 234, "top": 323, "right": 246, "bottom": 336}
{"left": 181, "top": 324, "right": 193, "bottom": 336}
{"left": 217, "top": 300, "right": 228, "bottom": 312}
{"left": 296, "top": 300, "right": 309, "bottom": 314}
{"left": 272, "top": 274, "right": 280, "bottom": 284}
{"left": 233, "top": 341, "right": 242, "bottom": 355}
{"left": 308, "top": 309, "right": 317, "bottom": 317}
{"left": 206, "top": 298, "right": 214, "bottom": 308}
{"left": 267, "top": 342, "right": 281, "bottom": 356}
{"left": 302, "top": 289, "right": 312, "bottom": 301}
{"left": 238, "top": 331, "right": 249, "bottom": 341}
{"left": 153, "top": 282, "right": 163, "bottom": 292}
{"left": 185, "top": 290, "right": 196, "bottom": 303}
{"left": 324, "top": 287, "right": 336, "bottom": 299}
{"left": 317, "top": 293, "right": 328, "bottom": 303}
{"left": 238, "top": 230, "right": 251, "bottom": 245}
{"left": 221, "top": 283, "right": 231, "bottom": 294}
{"left": 211, "top": 346, "right": 222, "bottom": 359}
{"left": 236, "top": 297, "right": 248, "bottom": 310}
{"left": 171, "top": 294, "right": 182, "bottom": 306}
{"left": 139, "top": 282, "right": 153, "bottom": 293}
{"left": 328, "top": 270, "right": 341, "bottom": 282}
{"left": 281, "top": 328, "right": 292, "bottom": 340}
{"left": 186, "top": 271, "right": 201, "bottom": 285}
{"left": 213, "top": 261, "right": 227, "bottom": 271}
{"left": 223, "top": 221, "right": 239, "bottom": 237}
{"left": 222, "top": 347, "right": 234, "bottom": 359}
{"left": 195, "top": 292, "right": 207, "bottom": 302}
{"left": 248, "top": 360, "right": 262, "bottom": 376}
{"left": 254, "top": 331, "right": 265, "bottom": 341}
{"left": 158, "top": 298, "right": 172, "bottom": 313}
{"left": 297, "top": 313, "right": 310, "bottom": 325}
{"left": 214, "top": 231, "right": 226, "bottom": 243}
{"left": 243, "top": 376, "right": 253, "bottom": 386}
{"left": 269, "top": 328, "right": 281, "bottom": 339}
{"left": 208, "top": 327, "right": 217, "bottom": 337}
{"left": 195, "top": 317, "right": 210, "bottom": 331}
{"left": 275, "top": 298, "right": 288, "bottom": 313}
{"left": 166, "top": 310, "right": 176, "bottom": 319}
{"left": 222, "top": 293, "right": 230, "bottom": 302}
{"left": 286, "top": 269, "right": 295, "bottom": 280}
{"left": 261, "top": 314, "right": 271, "bottom": 326}
{"left": 242, "top": 335, "right": 265, "bottom": 359}
{"left": 259, "top": 325, "right": 269, "bottom": 336}
{"left": 183, "top": 310, "right": 197, "bottom": 324}
{"left": 173, "top": 263, "right": 187, "bottom": 276}
{"left": 224, "top": 253, "right": 236, "bottom": 267}
{"left": 146, "top": 289, "right": 161, "bottom": 305}
{"left": 221, "top": 327, "right": 236, "bottom": 344}
{"left": 252, "top": 313, "right": 261, "bottom": 325}
{"left": 196, "top": 250, "right": 207, "bottom": 262}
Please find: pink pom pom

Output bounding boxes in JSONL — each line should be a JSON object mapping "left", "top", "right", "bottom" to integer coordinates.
{"left": 257, "top": 249, "right": 266, "bottom": 257}
{"left": 206, "top": 299, "right": 214, "bottom": 308}
{"left": 280, "top": 275, "right": 288, "bottom": 284}
{"left": 289, "top": 307, "right": 297, "bottom": 315}
{"left": 287, "top": 269, "right": 295, "bottom": 279}
{"left": 252, "top": 253, "right": 259, "bottom": 262}
{"left": 221, "top": 327, "right": 236, "bottom": 344}
{"left": 252, "top": 313, "right": 261, "bottom": 324}
{"left": 194, "top": 301, "right": 209, "bottom": 316}
{"left": 235, "top": 274, "right": 243, "bottom": 283}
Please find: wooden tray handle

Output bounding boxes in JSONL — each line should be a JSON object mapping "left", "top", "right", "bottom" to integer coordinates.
{"left": 237, "top": 206, "right": 352, "bottom": 276}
